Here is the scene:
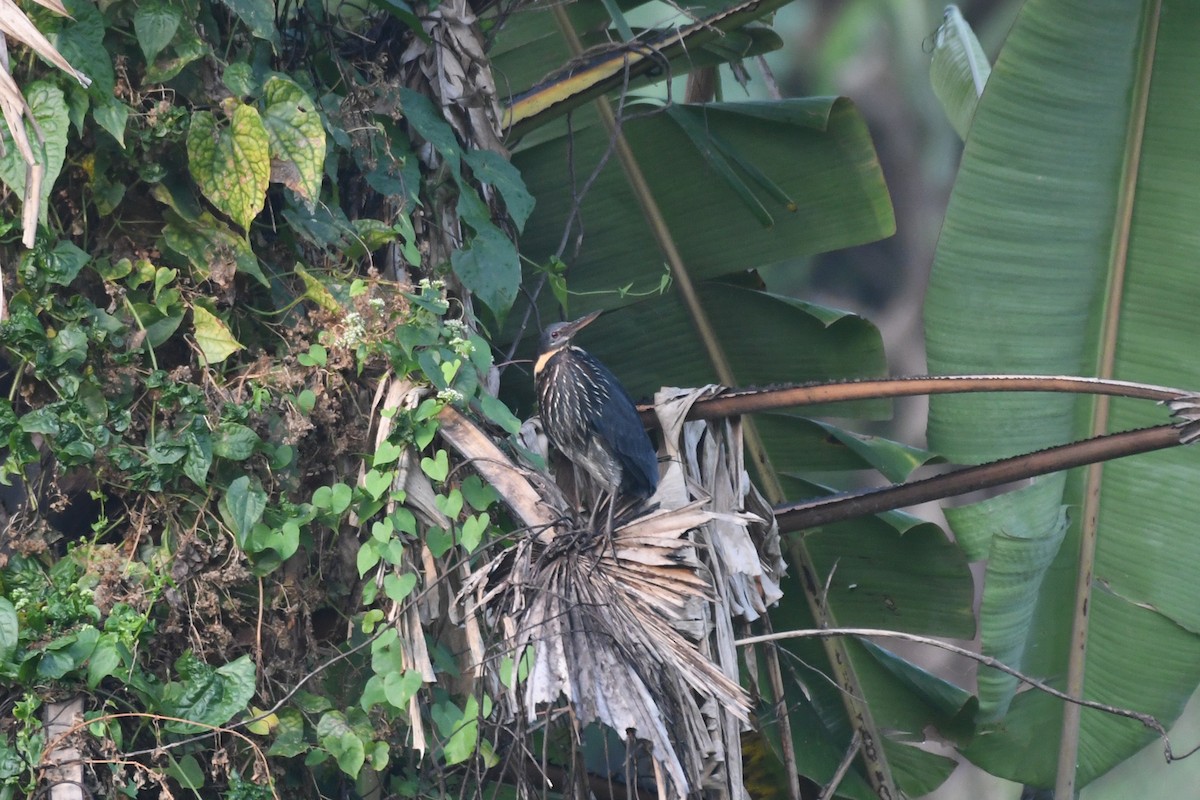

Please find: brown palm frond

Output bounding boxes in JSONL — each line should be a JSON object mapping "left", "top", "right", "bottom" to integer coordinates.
{"left": 461, "top": 386, "right": 785, "bottom": 799}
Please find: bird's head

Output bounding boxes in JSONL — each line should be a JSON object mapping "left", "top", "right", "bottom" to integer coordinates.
{"left": 537, "top": 310, "right": 602, "bottom": 355}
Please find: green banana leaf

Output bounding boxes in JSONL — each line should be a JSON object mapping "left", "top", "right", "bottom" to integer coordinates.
{"left": 510, "top": 97, "right": 894, "bottom": 313}
{"left": 925, "top": 0, "right": 1200, "bottom": 787}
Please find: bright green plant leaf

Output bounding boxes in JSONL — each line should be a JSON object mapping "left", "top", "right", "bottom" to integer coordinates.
{"left": 133, "top": 0, "right": 182, "bottom": 61}
{"left": 161, "top": 653, "right": 256, "bottom": 730}
{"left": 383, "top": 573, "right": 416, "bottom": 604}
{"left": 31, "top": 240, "right": 89, "bottom": 286}
{"left": 0, "top": 82, "right": 69, "bottom": 224}
{"left": 222, "top": 476, "right": 266, "bottom": 541}
{"left": 460, "top": 475, "right": 497, "bottom": 512}
{"left": 460, "top": 513, "right": 488, "bottom": 553}
{"left": 316, "top": 711, "right": 366, "bottom": 777}
{"left": 93, "top": 96, "right": 129, "bottom": 147}
{"left": 191, "top": 305, "right": 243, "bottom": 366}
{"left": 433, "top": 697, "right": 480, "bottom": 765}
{"left": 363, "top": 469, "right": 392, "bottom": 500}
{"left": 183, "top": 428, "right": 213, "bottom": 487}
{"left": 357, "top": 542, "right": 381, "bottom": 577}
{"left": 0, "top": 599, "right": 17, "bottom": 663}
{"left": 925, "top": 0, "right": 1200, "bottom": 787}
{"left": 187, "top": 104, "right": 271, "bottom": 230}
{"left": 262, "top": 76, "right": 325, "bottom": 207}
{"left": 87, "top": 635, "right": 121, "bottom": 688}
{"left": 433, "top": 488, "right": 462, "bottom": 519}
{"left": 929, "top": 5, "right": 990, "bottom": 140}
{"left": 372, "top": 440, "right": 403, "bottom": 467}
{"left": 420, "top": 450, "right": 448, "bottom": 482}
{"left": 382, "top": 670, "right": 422, "bottom": 711}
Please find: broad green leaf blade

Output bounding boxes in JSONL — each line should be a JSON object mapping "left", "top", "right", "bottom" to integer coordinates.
{"left": 187, "top": 104, "right": 271, "bottom": 230}
{"left": 133, "top": 0, "right": 182, "bottom": 62}
{"left": 513, "top": 98, "right": 893, "bottom": 309}
{"left": 0, "top": 82, "right": 69, "bottom": 223}
{"left": 925, "top": 0, "right": 1200, "bottom": 786}
{"left": 946, "top": 475, "right": 1069, "bottom": 720}
{"left": 929, "top": 5, "right": 990, "bottom": 140}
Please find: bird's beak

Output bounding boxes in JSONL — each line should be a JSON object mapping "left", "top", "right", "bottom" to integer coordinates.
{"left": 560, "top": 310, "right": 603, "bottom": 338}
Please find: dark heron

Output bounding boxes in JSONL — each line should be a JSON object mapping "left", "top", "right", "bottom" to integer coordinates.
{"left": 535, "top": 311, "right": 658, "bottom": 531}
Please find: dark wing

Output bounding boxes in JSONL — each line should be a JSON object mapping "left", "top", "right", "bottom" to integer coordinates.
{"left": 574, "top": 350, "right": 659, "bottom": 497}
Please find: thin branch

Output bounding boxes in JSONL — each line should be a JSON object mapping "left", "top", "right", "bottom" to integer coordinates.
{"left": 774, "top": 424, "right": 1184, "bottom": 533}
{"left": 734, "top": 627, "right": 1170, "bottom": 742}
{"left": 637, "top": 374, "right": 1187, "bottom": 425}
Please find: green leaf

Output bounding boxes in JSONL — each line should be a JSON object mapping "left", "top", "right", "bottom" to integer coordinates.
{"left": 451, "top": 220, "right": 520, "bottom": 320}
{"left": 372, "top": 440, "right": 403, "bottom": 468}
{"left": 134, "top": 0, "right": 182, "bottom": 62}
{"left": 0, "top": 82, "right": 70, "bottom": 224}
{"left": 214, "top": 423, "right": 261, "bottom": 460}
{"left": 268, "top": 708, "right": 308, "bottom": 757}
{"left": 513, "top": 98, "right": 892, "bottom": 306}
{"left": 382, "top": 573, "right": 416, "bottom": 604}
{"left": 460, "top": 513, "right": 489, "bottom": 553}
{"left": 0, "top": 599, "right": 17, "bottom": 663}
{"left": 462, "top": 149, "right": 535, "bottom": 231}
{"left": 57, "top": 0, "right": 114, "bottom": 94}
{"left": 357, "top": 542, "right": 381, "bottom": 577}
{"left": 164, "top": 754, "right": 205, "bottom": 790}
{"left": 460, "top": 475, "right": 498, "bottom": 512}
{"left": 187, "top": 104, "right": 271, "bottom": 230}
{"left": 36, "top": 241, "right": 89, "bottom": 286}
{"left": 929, "top": 5, "right": 990, "bottom": 140}
{"left": 479, "top": 392, "right": 522, "bottom": 435}
{"left": 87, "top": 635, "right": 122, "bottom": 688}
{"left": 216, "top": 0, "right": 280, "bottom": 45}
{"left": 316, "top": 712, "right": 366, "bottom": 777}
{"left": 925, "top": 0, "right": 1200, "bottom": 786}
{"left": 432, "top": 697, "right": 479, "bottom": 765}
{"left": 192, "top": 305, "right": 243, "bottom": 366}
{"left": 382, "top": 670, "right": 422, "bottom": 710}
{"left": 420, "top": 450, "right": 448, "bottom": 482}
{"left": 162, "top": 211, "right": 269, "bottom": 286}
{"left": 184, "top": 428, "right": 213, "bottom": 487}
{"left": 222, "top": 476, "right": 267, "bottom": 542}
{"left": 363, "top": 469, "right": 392, "bottom": 500}
{"left": 93, "top": 96, "right": 130, "bottom": 147}
{"left": 262, "top": 76, "right": 325, "bottom": 207}
{"left": 161, "top": 653, "right": 256, "bottom": 730}
{"left": 145, "top": 29, "right": 209, "bottom": 83}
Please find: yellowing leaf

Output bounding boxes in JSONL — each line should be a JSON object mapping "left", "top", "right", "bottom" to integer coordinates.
{"left": 262, "top": 76, "right": 325, "bottom": 208}
{"left": 187, "top": 103, "right": 270, "bottom": 230}
{"left": 192, "top": 304, "right": 243, "bottom": 365}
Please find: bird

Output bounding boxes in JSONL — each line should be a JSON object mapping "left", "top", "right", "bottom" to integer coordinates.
{"left": 534, "top": 310, "right": 658, "bottom": 532}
